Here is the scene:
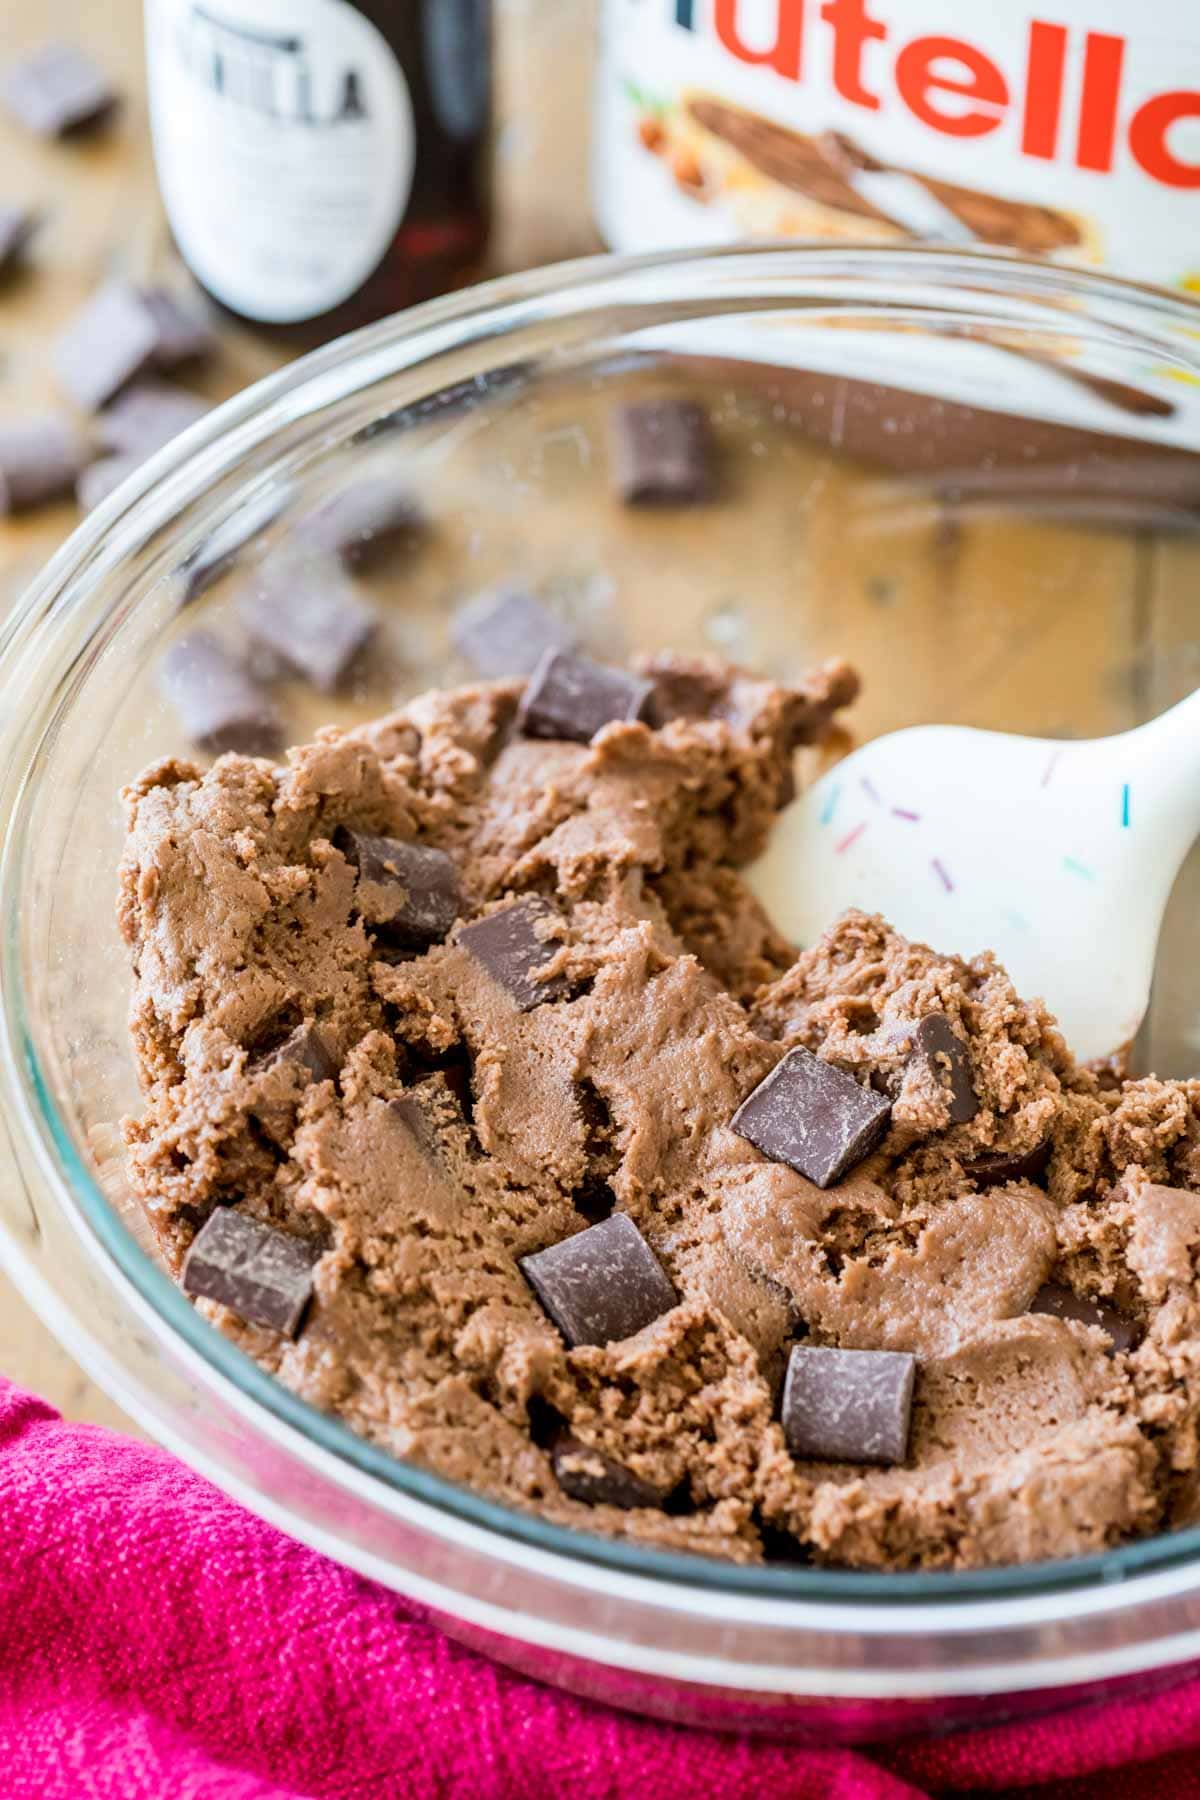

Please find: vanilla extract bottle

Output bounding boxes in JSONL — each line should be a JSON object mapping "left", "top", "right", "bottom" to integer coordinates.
{"left": 145, "top": 0, "right": 492, "bottom": 344}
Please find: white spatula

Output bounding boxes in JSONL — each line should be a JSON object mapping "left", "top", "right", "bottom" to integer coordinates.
{"left": 749, "top": 689, "right": 1200, "bottom": 1064}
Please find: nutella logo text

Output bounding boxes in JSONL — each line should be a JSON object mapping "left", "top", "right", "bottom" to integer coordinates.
{"left": 665, "top": 0, "right": 1200, "bottom": 187}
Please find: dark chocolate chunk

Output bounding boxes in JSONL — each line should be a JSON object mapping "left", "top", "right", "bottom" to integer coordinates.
{"left": 551, "top": 1434, "right": 670, "bottom": 1509}
{"left": 1, "top": 43, "right": 118, "bottom": 137}
{"left": 262, "top": 1022, "right": 338, "bottom": 1086}
{"left": 98, "top": 381, "right": 209, "bottom": 458}
{"left": 1030, "top": 1282, "right": 1138, "bottom": 1353}
{"left": 611, "top": 399, "right": 715, "bottom": 505}
{"left": 782, "top": 1344, "right": 916, "bottom": 1465}
{"left": 518, "top": 649, "right": 655, "bottom": 745}
{"left": 905, "top": 1013, "right": 978, "bottom": 1124}
{"left": 336, "top": 826, "right": 462, "bottom": 947}
{"left": 179, "top": 489, "right": 288, "bottom": 605}
{"left": 240, "top": 561, "right": 379, "bottom": 693}
{"left": 732, "top": 1048, "right": 892, "bottom": 1189}
{"left": 53, "top": 284, "right": 161, "bottom": 412}
{"left": 0, "top": 414, "right": 88, "bottom": 513}
{"left": 295, "top": 476, "right": 423, "bottom": 570}
{"left": 181, "top": 1208, "right": 321, "bottom": 1337}
{"left": 452, "top": 587, "right": 576, "bottom": 678}
{"left": 0, "top": 203, "right": 36, "bottom": 273}
{"left": 520, "top": 1213, "right": 678, "bottom": 1348}
{"left": 140, "top": 288, "right": 216, "bottom": 368}
{"left": 76, "top": 453, "right": 140, "bottom": 513}
{"left": 159, "top": 631, "right": 283, "bottom": 757}
{"left": 969, "top": 1139, "right": 1052, "bottom": 1188}
{"left": 459, "top": 898, "right": 572, "bottom": 1010}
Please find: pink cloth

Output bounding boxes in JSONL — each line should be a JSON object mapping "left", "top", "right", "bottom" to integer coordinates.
{"left": 3, "top": 1376, "right": 1200, "bottom": 1800}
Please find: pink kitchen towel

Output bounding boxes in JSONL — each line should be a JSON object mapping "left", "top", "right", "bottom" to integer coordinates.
{"left": 3, "top": 1374, "right": 1200, "bottom": 1800}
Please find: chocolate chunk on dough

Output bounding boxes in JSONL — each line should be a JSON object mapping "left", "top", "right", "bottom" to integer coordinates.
{"left": 452, "top": 587, "right": 576, "bottom": 678}
{"left": 335, "top": 827, "right": 461, "bottom": 948}
{"left": 520, "top": 1214, "right": 678, "bottom": 1348}
{"left": 905, "top": 1012, "right": 978, "bottom": 1124}
{"left": 1031, "top": 1283, "right": 1138, "bottom": 1353}
{"left": 159, "top": 632, "right": 282, "bottom": 757}
{"left": 782, "top": 1345, "right": 916, "bottom": 1465}
{"left": 459, "top": 897, "right": 573, "bottom": 1010}
{"left": 611, "top": 399, "right": 715, "bottom": 505}
{"left": 552, "top": 1435, "right": 672, "bottom": 1509}
{"left": 970, "top": 1140, "right": 1052, "bottom": 1187}
{"left": 732, "top": 1047, "right": 892, "bottom": 1188}
{"left": 518, "top": 649, "right": 655, "bottom": 744}
{"left": 182, "top": 1209, "right": 321, "bottom": 1336}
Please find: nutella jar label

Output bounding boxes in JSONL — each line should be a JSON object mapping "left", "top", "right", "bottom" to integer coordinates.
{"left": 147, "top": 0, "right": 416, "bottom": 323}
{"left": 594, "top": 0, "right": 1200, "bottom": 289}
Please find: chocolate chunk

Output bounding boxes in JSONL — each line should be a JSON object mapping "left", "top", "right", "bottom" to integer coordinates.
{"left": 782, "top": 1344, "right": 916, "bottom": 1465}
{"left": 76, "top": 453, "right": 140, "bottom": 513}
{"left": 518, "top": 649, "right": 655, "bottom": 744}
{"left": 262, "top": 1022, "right": 338, "bottom": 1086}
{"left": 459, "top": 898, "right": 573, "bottom": 1010}
{"left": 520, "top": 1214, "right": 677, "bottom": 1348}
{"left": 1, "top": 43, "right": 118, "bottom": 137}
{"left": 1031, "top": 1283, "right": 1138, "bottom": 1353}
{"left": 905, "top": 1013, "right": 978, "bottom": 1124}
{"left": 969, "top": 1139, "right": 1052, "bottom": 1188}
{"left": 0, "top": 203, "right": 36, "bottom": 273}
{"left": 452, "top": 587, "right": 576, "bottom": 678}
{"left": 98, "top": 381, "right": 209, "bottom": 458}
{"left": 240, "top": 562, "right": 379, "bottom": 693}
{"left": 336, "top": 827, "right": 462, "bottom": 947}
{"left": 179, "top": 489, "right": 288, "bottom": 605}
{"left": 140, "top": 288, "right": 216, "bottom": 368}
{"left": 53, "top": 285, "right": 161, "bottom": 412}
{"left": 551, "top": 1434, "right": 670, "bottom": 1509}
{"left": 732, "top": 1048, "right": 892, "bottom": 1189}
{"left": 159, "top": 631, "right": 282, "bottom": 757}
{"left": 611, "top": 399, "right": 715, "bottom": 505}
{"left": 0, "top": 414, "right": 88, "bottom": 513}
{"left": 181, "top": 1209, "right": 320, "bottom": 1337}
{"left": 295, "top": 477, "right": 423, "bottom": 570}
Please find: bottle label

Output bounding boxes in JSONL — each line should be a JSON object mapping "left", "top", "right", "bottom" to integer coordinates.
{"left": 593, "top": 0, "right": 1200, "bottom": 292}
{"left": 147, "top": 0, "right": 416, "bottom": 323}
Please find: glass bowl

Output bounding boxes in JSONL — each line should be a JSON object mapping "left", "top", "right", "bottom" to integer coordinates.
{"left": 3, "top": 244, "right": 1200, "bottom": 1744}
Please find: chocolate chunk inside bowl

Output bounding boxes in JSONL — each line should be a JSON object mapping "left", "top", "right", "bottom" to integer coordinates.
{"left": 4, "top": 245, "right": 1200, "bottom": 1743}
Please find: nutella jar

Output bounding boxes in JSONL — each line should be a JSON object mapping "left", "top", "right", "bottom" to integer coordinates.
{"left": 594, "top": 0, "right": 1200, "bottom": 289}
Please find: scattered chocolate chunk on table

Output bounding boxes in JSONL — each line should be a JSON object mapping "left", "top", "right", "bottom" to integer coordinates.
{"left": 54, "top": 283, "right": 214, "bottom": 412}
{"left": 239, "top": 559, "right": 379, "bottom": 693}
{"left": 452, "top": 586, "right": 576, "bottom": 678}
{"left": 158, "top": 631, "right": 282, "bottom": 756}
{"left": 98, "top": 382, "right": 210, "bottom": 459}
{"left": 611, "top": 399, "right": 715, "bottom": 505}
{"left": 0, "top": 414, "right": 89, "bottom": 513}
{"left": 0, "top": 203, "right": 37, "bottom": 274}
{"left": 1, "top": 42, "right": 118, "bottom": 137}
{"left": 294, "top": 476, "right": 424, "bottom": 569}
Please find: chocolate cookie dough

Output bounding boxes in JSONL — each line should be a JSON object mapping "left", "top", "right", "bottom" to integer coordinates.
{"left": 120, "top": 649, "right": 1200, "bottom": 1570}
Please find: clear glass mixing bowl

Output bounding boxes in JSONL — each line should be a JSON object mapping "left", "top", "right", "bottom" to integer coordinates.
{"left": 3, "top": 245, "right": 1200, "bottom": 1743}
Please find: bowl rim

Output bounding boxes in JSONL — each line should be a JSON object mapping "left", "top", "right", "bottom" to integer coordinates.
{"left": 4, "top": 239, "right": 1200, "bottom": 1623}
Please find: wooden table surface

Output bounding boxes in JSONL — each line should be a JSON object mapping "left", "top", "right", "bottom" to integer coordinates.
{"left": 3, "top": 0, "right": 1199, "bottom": 1446}
{"left": 0, "top": 0, "right": 600, "bottom": 1435}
